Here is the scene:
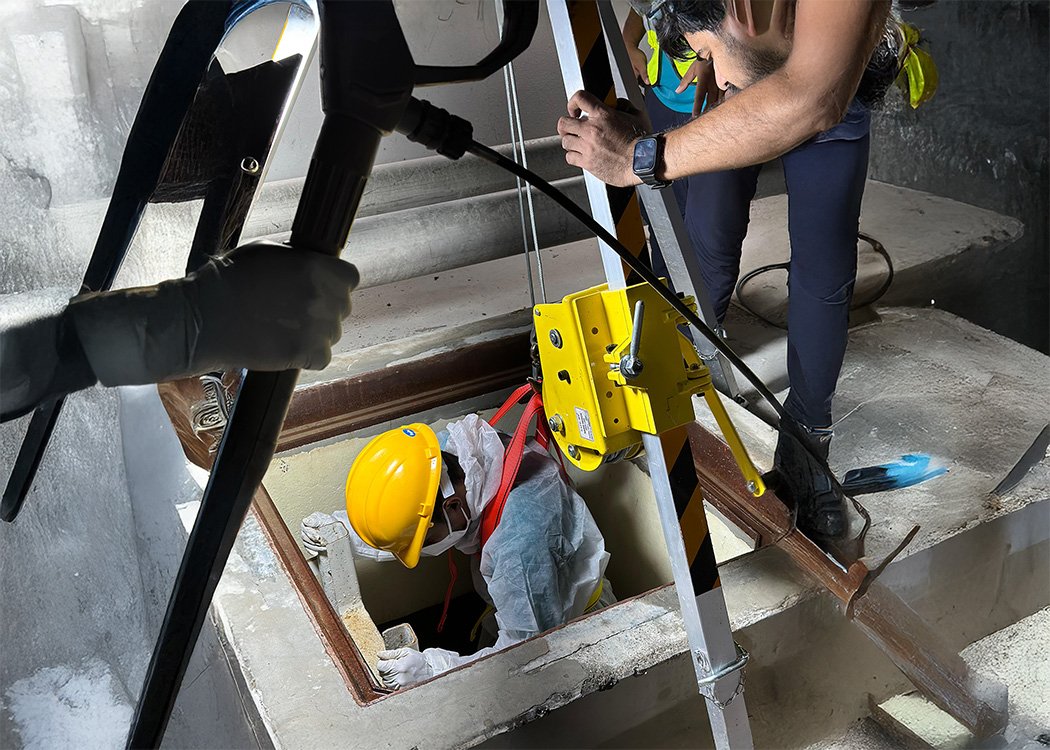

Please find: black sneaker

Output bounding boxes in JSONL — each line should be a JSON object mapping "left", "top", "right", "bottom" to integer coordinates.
{"left": 772, "top": 417, "right": 848, "bottom": 541}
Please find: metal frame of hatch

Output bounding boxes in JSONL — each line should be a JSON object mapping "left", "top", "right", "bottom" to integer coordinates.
{"left": 157, "top": 331, "right": 537, "bottom": 705}
{"left": 156, "top": 323, "right": 755, "bottom": 714}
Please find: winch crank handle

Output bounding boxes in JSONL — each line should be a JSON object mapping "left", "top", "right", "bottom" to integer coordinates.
{"left": 702, "top": 386, "right": 766, "bottom": 497}
{"left": 619, "top": 300, "right": 645, "bottom": 378}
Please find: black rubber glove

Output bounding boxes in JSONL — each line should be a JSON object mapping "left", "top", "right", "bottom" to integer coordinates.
{"left": 68, "top": 240, "right": 358, "bottom": 386}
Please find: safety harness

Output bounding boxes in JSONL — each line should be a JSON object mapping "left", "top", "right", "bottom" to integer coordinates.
{"left": 437, "top": 378, "right": 559, "bottom": 633}
{"left": 479, "top": 380, "right": 557, "bottom": 548}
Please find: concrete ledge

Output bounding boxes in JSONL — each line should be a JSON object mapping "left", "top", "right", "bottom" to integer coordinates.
{"left": 735, "top": 180, "right": 1024, "bottom": 325}
{"left": 210, "top": 305, "right": 1048, "bottom": 749}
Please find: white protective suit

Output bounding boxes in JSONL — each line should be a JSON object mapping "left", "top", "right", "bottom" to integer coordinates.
{"left": 369, "top": 414, "right": 615, "bottom": 687}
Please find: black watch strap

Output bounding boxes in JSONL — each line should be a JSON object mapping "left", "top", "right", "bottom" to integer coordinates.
{"left": 633, "top": 134, "right": 672, "bottom": 189}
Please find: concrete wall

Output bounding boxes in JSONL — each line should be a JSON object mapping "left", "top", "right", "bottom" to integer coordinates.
{"left": 270, "top": 0, "right": 568, "bottom": 178}
{"left": 0, "top": 0, "right": 566, "bottom": 219}
{"left": 867, "top": 1, "right": 1050, "bottom": 353}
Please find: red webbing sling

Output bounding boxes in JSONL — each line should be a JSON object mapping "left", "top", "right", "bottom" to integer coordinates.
{"left": 439, "top": 383, "right": 554, "bottom": 632}
{"left": 479, "top": 382, "right": 555, "bottom": 548}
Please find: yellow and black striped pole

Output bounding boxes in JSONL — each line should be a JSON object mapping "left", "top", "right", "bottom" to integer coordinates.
{"left": 548, "top": 2, "right": 752, "bottom": 745}
{"left": 563, "top": 0, "right": 720, "bottom": 597}
{"left": 564, "top": 1, "right": 648, "bottom": 283}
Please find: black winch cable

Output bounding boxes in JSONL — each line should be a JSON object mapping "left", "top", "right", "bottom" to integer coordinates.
{"left": 464, "top": 138, "right": 857, "bottom": 503}
{"left": 735, "top": 232, "right": 894, "bottom": 330}
{"left": 468, "top": 140, "right": 785, "bottom": 417}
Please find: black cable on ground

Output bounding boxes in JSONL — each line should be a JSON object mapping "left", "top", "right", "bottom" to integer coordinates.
{"left": 734, "top": 232, "right": 895, "bottom": 330}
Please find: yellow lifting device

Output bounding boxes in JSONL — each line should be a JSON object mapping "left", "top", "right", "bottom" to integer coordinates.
{"left": 534, "top": 280, "right": 766, "bottom": 497}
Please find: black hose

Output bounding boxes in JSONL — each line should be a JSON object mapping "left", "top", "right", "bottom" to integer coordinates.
{"left": 735, "top": 261, "right": 790, "bottom": 329}
{"left": 466, "top": 138, "right": 860, "bottom": 508}
{"left": 468, "top": 140, "right": 786, "bottom": 417}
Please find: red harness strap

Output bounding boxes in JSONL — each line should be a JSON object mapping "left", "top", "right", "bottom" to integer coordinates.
{"left": 479, "top": 383, "right": 553, "bottom": 548}
{"left": 438, "top": 385, "right": 555, "bottom": 633}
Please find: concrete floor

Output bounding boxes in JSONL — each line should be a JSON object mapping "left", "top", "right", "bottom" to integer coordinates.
{"left": 185, "top": 178, "right": 1048, "bottom": 750}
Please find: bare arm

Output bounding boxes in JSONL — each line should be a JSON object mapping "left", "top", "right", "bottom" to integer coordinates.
{"left": 663, "top": 0, "right": 889, "bottom": 177}
{"left": 622, "top": 8, "right": 645, "bottom": 48}
{"left": 623, "top": 9, "right": 650, "bottom": 85}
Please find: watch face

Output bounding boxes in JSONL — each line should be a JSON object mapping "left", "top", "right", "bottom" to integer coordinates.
{"left": 633, "top": 137, "right": 659, "bottom": 174}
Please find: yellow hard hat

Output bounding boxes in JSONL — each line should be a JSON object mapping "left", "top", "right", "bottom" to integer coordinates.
{"left": 345, "top": 424, "right": 442, "bottom": 569}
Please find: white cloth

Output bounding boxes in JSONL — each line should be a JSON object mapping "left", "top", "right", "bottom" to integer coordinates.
{"left": 439, "top": 414, "right": 505, "bottom": 555}
{"left": 408, "top": 415, "right": 611, "bottom": 684}
{"left": 301, "top": 510, "right": 397, "bottom": 563}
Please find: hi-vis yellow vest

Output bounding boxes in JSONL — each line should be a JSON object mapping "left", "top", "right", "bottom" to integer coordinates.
{"left": 645, "top": 29, "right": 695, "bottom": 85}
{"left": 645, "top": 22, "right": 937, "bottom": 111}
{"left": 895, "top": 21, "right": 938, "bottom": 108}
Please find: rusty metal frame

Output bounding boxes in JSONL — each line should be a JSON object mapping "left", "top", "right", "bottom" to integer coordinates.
{"left": 252, "top": 486, "right": 384, "bottom": 704}
{"left": 277, "top": 330, "right": 531, "bottom": 453}
{"left": 157, "top": 329, "right": 532, "bottom": 707}
{"left": 687, "top": 423, "right": 1008, "bottom": 739}
{"left": 160, "top": 327, "right": 1008, "bottom": 737}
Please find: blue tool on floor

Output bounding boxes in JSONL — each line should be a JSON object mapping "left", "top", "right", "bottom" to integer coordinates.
{"left": 841, "top": 454, "right": 947, "bottom": 495}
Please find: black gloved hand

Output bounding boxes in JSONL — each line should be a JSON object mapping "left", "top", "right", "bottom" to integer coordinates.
{"left": 68, "top": 240, "right": 358, "bottom": 386}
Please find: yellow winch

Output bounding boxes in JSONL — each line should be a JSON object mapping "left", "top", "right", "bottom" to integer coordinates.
{"left": 534, "top": 281, "right": 765, "bottom": 497}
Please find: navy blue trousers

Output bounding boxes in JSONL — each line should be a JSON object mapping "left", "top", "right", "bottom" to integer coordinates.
{"left": 645, "top": 89, "right": 870, "bottom": 429}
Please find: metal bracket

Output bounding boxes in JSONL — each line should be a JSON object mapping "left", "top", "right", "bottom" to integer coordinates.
{"left": 697, "top": 642, "right": 750, "bottom": 709}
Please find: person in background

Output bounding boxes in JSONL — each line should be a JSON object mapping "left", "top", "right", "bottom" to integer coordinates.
{"left": 564, "top": 0, "right": 906, "bottom": 542}
{"left": 623, "top": 5, "right": 721, "bottom": 289}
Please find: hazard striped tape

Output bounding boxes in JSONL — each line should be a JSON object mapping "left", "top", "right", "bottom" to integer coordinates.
{"left": 567, "top": 0, "right": 647, "bottom": 284}
{"left": 567, "top": 0, "right": 720, "bottom": 593}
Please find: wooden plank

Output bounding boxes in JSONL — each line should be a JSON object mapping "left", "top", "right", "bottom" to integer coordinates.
{"left": 868, "top": 694, "right": 939, "bottom": 750}
{"left": 251, "top": 486, "right": 384, "bottom": 705}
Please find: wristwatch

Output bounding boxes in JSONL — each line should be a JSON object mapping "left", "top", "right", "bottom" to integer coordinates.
{"left": 632, "top": 134, "right": 671, "bottom": 189}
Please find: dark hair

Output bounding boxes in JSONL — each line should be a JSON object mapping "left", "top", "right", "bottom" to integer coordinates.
{"left": 654, "top": 0, "right": 899, "bottom": 108}
{"left": 653, "top": 0, "right": 725, "bottom": 61}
